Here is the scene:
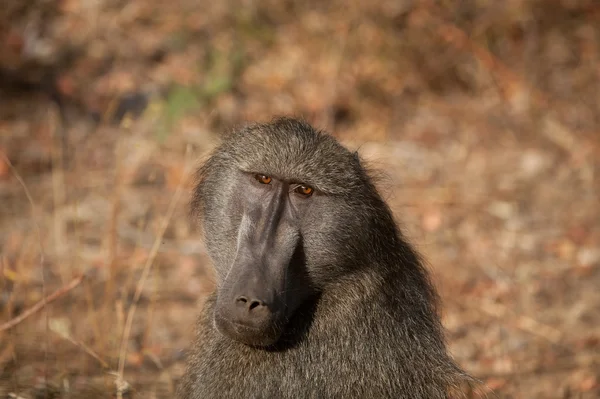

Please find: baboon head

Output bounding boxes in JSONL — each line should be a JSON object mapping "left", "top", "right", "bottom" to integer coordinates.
{"left": 192, "top": 118, "right": 395, "bottom": 347}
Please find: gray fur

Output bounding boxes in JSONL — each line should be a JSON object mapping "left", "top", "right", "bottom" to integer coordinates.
{"left": 178, "top": 117, "right": 473, "bottom": 398}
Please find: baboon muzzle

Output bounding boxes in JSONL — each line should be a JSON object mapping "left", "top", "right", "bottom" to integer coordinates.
{"left": 214, "top": 184, "right": 302, "bottom": 347}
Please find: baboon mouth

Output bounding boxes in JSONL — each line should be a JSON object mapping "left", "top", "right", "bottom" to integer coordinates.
{"left": 214, "top": 313, "right": 284, "bottom": 347}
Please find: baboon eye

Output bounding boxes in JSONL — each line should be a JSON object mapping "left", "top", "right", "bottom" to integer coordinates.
{"left": 255, "top": 174, "right": 272, "bottom": 184}
{"left": 294, "top": 185, "right": 314, "bottom": 197}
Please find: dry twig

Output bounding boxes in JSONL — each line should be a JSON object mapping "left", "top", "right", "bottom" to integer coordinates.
{"left": 0, "top": 274, "right": 84, "bottom": 332}
{"left": 50, "top": 327, "right": 110, "bottom": 369}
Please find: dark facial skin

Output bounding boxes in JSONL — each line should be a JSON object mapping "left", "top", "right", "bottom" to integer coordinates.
{"left": 213, "top": 172, "right": 316, "bottom": 347}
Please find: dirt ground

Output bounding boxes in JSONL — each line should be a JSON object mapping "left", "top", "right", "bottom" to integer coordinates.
{"left": 1, "top": 1, "right": 599, "bottom": 398}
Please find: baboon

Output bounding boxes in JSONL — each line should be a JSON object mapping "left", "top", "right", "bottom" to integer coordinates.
{"left": 178, "top": 117, "right": 474, "bottom": 398}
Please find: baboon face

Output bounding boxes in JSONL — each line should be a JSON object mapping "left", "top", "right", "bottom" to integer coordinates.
{"left": 194, "top": 119, "right": 372, "bottom": 347}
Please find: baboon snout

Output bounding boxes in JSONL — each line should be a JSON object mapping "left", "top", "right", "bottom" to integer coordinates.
{"left": 225, "top": 267, "right": 283, "bottom": 326}
{"left": 213, "top": 264, "right": 288, "bottom": 347}
{"left": 212, "top": 185, "right": 305, "bottom": 347}
{"left": 215, "top": 289, "right": 284, "bottom": 347}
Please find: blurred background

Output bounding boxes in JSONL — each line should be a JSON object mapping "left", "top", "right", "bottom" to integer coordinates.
{"left": 1, "top": 0, "right": 599, "bottom": 397}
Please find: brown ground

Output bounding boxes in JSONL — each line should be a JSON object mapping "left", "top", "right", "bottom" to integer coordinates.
{"left": 1, "top": 1, "right": 599, "bottom": 398}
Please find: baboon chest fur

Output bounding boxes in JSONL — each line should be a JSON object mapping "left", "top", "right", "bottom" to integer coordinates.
{"left": 178, "top": 118, "right": 470, "bottom": 398}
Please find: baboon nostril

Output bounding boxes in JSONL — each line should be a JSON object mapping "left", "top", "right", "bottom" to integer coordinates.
{"left": 237, "top": 296, "right": 248, "bottom": 303}
{"left": 249, "top": 300, "right": 262, "bottom": 310}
